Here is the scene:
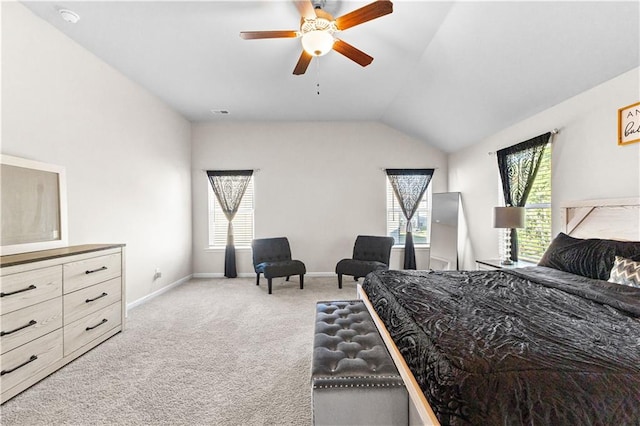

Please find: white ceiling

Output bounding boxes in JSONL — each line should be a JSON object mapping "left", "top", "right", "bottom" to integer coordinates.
{"left": 21, "top": 1, "right": 639, "bottom": 153}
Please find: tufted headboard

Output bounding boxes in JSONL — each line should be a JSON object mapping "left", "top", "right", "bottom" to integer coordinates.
{"left": 560, "top": 197, "right": 640, "bottom": 240}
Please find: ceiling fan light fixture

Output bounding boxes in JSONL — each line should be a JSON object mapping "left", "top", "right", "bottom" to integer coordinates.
{"left": 239, "top": 0, "right": 394, "bottom": 75}
{"left": 301, "top": 30, "right": 334, "bottom": 57}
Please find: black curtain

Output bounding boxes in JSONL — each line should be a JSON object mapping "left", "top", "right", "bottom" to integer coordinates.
{"left": 386, "top": 169, "right": 434, "bottom": 269}
{"left": 206, "top": 170, "right": 253, "bottom": 278}
{"left": 496, "top": 133, "right": 551, "bottom": 261}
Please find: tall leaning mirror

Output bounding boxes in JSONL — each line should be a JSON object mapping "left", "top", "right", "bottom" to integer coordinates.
{"left": 430, "top": 192, "right": 460, "bottom": 270}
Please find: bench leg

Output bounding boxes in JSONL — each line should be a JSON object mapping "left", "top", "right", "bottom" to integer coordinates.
{"left": 256, "top": 273, "right": 260, "bottom": 286}
{"left": 338, "top": 274, "right": 343, "bottom": 289}
{"left": 268, "top": 278, "right": 273, "bottom": 294}
{"left": 300, "top": 274, "right": 304, "bottom": 290}
{"left": 286, "top": 276, "right": 290, "bottom": 281}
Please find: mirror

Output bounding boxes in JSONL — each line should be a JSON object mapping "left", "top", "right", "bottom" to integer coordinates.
{"left": 430, "top": 192, "right": 460, "bottom": 270}
{"left": 1, "top": 155, "right": 68, "bottom": 255}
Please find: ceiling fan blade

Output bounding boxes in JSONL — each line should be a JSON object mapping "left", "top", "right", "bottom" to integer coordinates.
{"left": 334, "top": 0, "right": 393, "bottom": 31}
{"left": 240, "top": 30, "right": 299, "bottom": 40}
{"left": 294, "top": 0, "right": 317, "bottom": 20}
{"left": 293, "top": 50, "right": 313, "bottom": 75}
{"left": 332, "top": 39, "right": 374, "bottom": 67}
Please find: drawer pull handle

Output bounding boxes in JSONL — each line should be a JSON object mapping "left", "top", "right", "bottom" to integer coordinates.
{"left": 1, "top": 355, "right": 38, "bottom": 376}
{"left": 85, "top": 266, "right": 108, "bottom": 274}
{"left": 86, "top": 318, "right": 108, "bottom": 331}
{"left": 0, "top": 284, "right": 37, "bottom": 298}
{"left": 86, "top": 292, "right": 108, "bottom": 303}
{"left": 0, "top": 320, "right": 37, "bottom": 337}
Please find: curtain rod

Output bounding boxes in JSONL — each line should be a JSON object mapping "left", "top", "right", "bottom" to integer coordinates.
{"left": 488, "top": 128, "right": 559, "bottom": 156}
{"left": 201, "top": 168, "right": 260, "bottom": 172}
{"left": 380, "top": 167, "right": 439, "bottom": 172}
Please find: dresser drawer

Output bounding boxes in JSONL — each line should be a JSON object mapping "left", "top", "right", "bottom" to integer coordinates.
{"left": 64, "top": 302, "right": 121, "bottom": 356}
{"left": 0, "top": 266, "right": 62, "bottom": 314}
{"left": 1, "top": 298, "right": 63, "bottom": 354}
{"left": 63, "top": 278, "right": 121, "bottom": 325}
{"left": 1, "top": 329, "right": 63, "bottom": 393}
{"left": 63, "top": 253, "right": 121, "bottom": 294}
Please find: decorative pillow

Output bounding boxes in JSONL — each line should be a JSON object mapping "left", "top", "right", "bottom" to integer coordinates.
{"left": 609, "top": 256, "right": 640, "bottom": 287}
{"left": 538, "top": 233, "right": 640, "bottom": 281}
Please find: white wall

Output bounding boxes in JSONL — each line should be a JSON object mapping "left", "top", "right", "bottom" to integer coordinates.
{"left": 449, "top": 67, "right": 640, "bottom": 269}
{"left": 6, "top": 1, "right": 634, "bottom": 287}
{"left": 192, "top": 121, "right": 448, "bottom": 276}
{"left": 1, "top": 3, "right": 193, "bottom": 305}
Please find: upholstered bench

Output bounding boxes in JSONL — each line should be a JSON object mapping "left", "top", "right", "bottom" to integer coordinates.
{"left": 312, "top": 300, "right": 408, "bottom": 425}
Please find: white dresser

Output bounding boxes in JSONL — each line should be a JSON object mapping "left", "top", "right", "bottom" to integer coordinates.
{"left": 1, "top": 244, "right": 125, "bottom": 403}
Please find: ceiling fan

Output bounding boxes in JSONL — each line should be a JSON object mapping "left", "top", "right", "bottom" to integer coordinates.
{"left": 240, "top": 0, "right": 393, "bottom": 75}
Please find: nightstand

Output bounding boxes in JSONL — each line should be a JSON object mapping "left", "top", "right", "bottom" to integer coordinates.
{"left": 475, "top": 259, "right": 536, "bottom": 270}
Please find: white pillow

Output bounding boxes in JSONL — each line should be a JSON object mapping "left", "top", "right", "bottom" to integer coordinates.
{"left": 608, "top": 256, "right": 640, "bottom": 288}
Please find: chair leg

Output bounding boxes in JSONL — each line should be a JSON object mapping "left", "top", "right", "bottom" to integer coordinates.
{"left": 354, "top": 276, "right": 359, "bottom": 281}
{"left": 268, "top": 278, "right": 273, "bottom": 295}
{"left": 338, "top": 274, "right": 343, "bottom": 289}
{"left": 286, "top": 276, "right": 290, "bottom": 282}
{"left": 256, "top": 273, "right": 260, "bottom": 286}
{"left": 299, "top": 274, "right": 304, "bottom": 290}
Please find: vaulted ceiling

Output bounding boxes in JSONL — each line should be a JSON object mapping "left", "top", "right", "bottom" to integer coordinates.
{"left": 21, "top": 1, "right": 640, "bottom": 152}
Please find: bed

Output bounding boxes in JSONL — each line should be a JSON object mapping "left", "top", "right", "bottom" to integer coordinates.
{"left": 358, "top": 198, "right": 640, "bottom": 425}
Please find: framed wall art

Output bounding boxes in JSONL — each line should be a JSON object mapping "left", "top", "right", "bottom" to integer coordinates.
{"left": 618, "top": 101, "right": 640, "bottom": 145}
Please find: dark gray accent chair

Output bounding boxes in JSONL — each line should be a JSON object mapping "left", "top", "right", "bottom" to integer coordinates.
{"left": 335, "top": 235, "right": 394, "bottom": 288}
{"left": 252, "top": 237, "right": 306, "bottom": 295}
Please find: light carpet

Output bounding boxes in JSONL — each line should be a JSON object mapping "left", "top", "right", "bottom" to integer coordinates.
{"left": 0, "top": 276, "right": 359, "bottom": 425}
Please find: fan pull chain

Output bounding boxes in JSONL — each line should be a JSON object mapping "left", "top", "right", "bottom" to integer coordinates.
{"left": 316, "top": 58, "right": 321, "bottom": 96}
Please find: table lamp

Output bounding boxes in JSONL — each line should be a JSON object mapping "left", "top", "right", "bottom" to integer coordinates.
{"left": 493, "top": 206, "right": 525, "bottom": 265}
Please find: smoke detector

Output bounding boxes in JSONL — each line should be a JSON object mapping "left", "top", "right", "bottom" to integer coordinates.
{"left": 58, "top": 9, "right": 80, "bottom": 24}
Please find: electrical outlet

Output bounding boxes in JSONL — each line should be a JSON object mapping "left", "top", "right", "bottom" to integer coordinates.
{"left": 154, "top": 268, "right": 162, "bottom": 280}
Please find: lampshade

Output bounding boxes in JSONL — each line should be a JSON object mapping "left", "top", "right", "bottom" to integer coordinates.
{"left": 301, "top": 30, "right": 334, "bottom": 56}
{"left": 493, "top": 206, "right": 525, "bottom": 229}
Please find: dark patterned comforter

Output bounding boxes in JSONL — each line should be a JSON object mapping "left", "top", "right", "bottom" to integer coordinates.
{"left": 361, "top": 267, "right": 640, "bottom": 425}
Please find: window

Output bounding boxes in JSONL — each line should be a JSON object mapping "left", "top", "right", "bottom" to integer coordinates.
{"left": 518, "top": 144, "right": 551, "bottom": 261}
{"left": 386, "top": 180, "right": 432, "bottom": 246}
{"left": 207, "top": 177, "right": 254, "bottom": 247}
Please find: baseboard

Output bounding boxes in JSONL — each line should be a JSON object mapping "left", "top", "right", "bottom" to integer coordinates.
{"left": 192, "top": 272, "right": 253, "bottom": 278}
{"left": 306, "top": 272, "right": 336, "bottom": 277}
{"left": 127, "top": 274, "right": 193, "bottom": 312}
{"left": 192, "top": 272, "right": 336, "bottom": 278}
